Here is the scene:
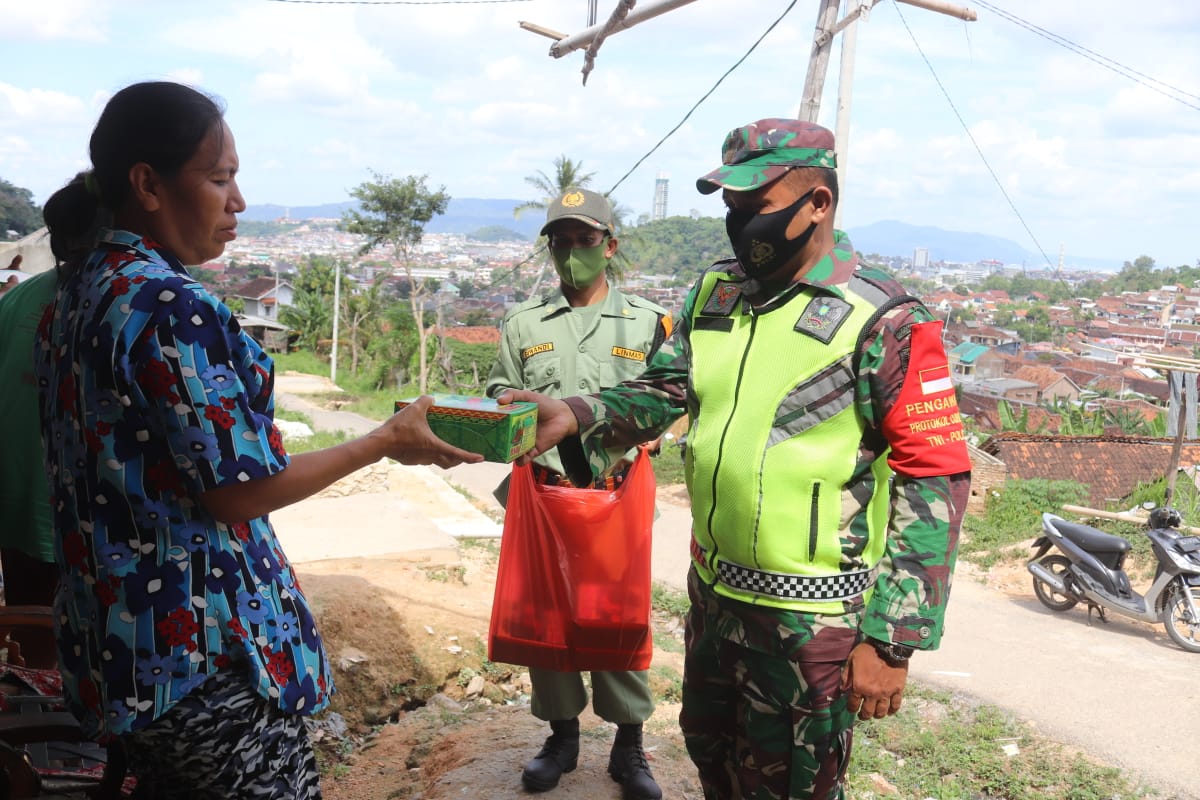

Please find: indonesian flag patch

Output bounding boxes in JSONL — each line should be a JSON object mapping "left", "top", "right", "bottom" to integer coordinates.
{"left": 918, "top": 364, "right": 953, "bottom": 395}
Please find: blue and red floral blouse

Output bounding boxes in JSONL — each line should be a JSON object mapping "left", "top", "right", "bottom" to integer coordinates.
{"left": 35, "top": 229, "right": 332, "bottom": 739}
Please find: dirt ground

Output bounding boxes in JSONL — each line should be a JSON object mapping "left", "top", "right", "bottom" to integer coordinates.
{"left": 275, "top": 375, "right": 1186, "bottom": 799}
{"left": 299, "top": 536, "right": 700, "bottom": 800}
{"left": 297, "top": 541, "right": 1054, "bottom": 800}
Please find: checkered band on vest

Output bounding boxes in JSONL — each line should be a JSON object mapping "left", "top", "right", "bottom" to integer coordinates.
{"left": 716, "top": 561, "right": 873, "bottom": 601}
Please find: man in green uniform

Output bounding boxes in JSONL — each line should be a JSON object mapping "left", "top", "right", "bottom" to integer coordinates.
{"left": 485, "top": 188, "right": 670, "bottom": 800}
{"left": 500, "top": 120, "right": 973, "bottom": 799}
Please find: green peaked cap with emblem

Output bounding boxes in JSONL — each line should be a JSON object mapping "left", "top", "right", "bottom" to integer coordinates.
{"left": 696, "top": 118, "right": 837, "bottom": 195}
{"left": 540, "top": 188, "right": 616, "bottom": 237}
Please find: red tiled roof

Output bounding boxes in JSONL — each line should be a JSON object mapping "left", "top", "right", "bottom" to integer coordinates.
{"left": 435, "top": 326, "right": 500, "bottom": 345}
{"left": 233, "top": 277, "right": 278, "bottom": 299}
{"left": 1011, "top": 365, "right": 1073, "bottom": 391}
{"left": 981, "top": 433, "right": 1200, "bottom": 508}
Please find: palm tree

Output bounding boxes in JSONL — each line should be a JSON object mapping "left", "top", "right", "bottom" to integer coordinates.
{"left": 513, "top": 156, "right": 596, "bottom": 219}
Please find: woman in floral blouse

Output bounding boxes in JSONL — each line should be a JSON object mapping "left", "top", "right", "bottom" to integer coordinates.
{"left": 36, "top": 81, "right": 480, "bottom": 799}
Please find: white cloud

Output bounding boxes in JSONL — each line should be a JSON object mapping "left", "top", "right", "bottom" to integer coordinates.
{"left": 0, "top": 0, "right": 110, "bottom": 42}
{"left": 0, "top": 83, "right": 87, "bottom": 123}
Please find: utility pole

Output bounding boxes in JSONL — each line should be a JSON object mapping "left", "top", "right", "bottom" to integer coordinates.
{"left": 798, "top": 0, "right": 842, "bottom": 123}
{"left": 833, "top": 0, "right": 863, "bottom": 229}
{"left": 800, "top": 0, "right": 977, "bottom": 226}
{"left": 331, "top": 261, "right": 341, "bottom": 384}
{"left": 520, "top": 0, "right": 977, "bottom": 219}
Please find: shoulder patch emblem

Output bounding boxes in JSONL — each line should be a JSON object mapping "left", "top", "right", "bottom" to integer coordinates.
{"left": 794, "top": 296, "right": 852, "bottom": 344}
{"left": 520, "top": 342, "right": 554, "bottom": 361}
{"left": 701, "top": 281, "right": 741, "bottom": 316}
{"left": 611, "top": 346, "right": 646, "bottom": 362}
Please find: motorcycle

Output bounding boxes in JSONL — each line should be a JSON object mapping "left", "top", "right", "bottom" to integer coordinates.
{"left": 1027, "top": 507, "right": 1200, "bottom": 653}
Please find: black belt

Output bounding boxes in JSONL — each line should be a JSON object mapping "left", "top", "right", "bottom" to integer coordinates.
{"left": 716, "top": 561, "right": 873, "bottom": 601}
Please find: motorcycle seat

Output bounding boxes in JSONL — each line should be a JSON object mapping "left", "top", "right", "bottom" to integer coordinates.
{"left": 1052, "top": 519, "right": 1131, "bottom": 554}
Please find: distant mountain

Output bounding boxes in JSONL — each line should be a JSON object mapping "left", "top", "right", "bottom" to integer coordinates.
{"left": 243, "top": 198, "right": 541, "bottom": 240}
{"left": 845, "top": 219, "right": 1122, "bottom": 271}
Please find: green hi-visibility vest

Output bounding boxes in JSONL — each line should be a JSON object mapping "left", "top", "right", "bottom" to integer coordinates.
{"left": 686, "top": 268, "right": 897, "bottom": 612}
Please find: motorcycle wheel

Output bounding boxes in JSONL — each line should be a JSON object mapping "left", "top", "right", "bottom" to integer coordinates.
{"left": 1160, "top": 582, "right": 1200, "bottom": 653}
{"left": 1032, "top": 554, "right": 1079, "bottom": 611}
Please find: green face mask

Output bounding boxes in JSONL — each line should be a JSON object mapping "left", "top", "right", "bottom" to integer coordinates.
{"left": 551, "top": 242, "right": 609, "bottom": 289}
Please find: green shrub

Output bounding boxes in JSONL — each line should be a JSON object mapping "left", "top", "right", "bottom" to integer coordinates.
{"left": 962, "top": 479, "right": 1088, "bottom": 567}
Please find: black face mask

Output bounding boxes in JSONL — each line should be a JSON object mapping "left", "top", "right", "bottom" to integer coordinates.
{"left": 725, "top": 188, "right": 817, "bottom": 279}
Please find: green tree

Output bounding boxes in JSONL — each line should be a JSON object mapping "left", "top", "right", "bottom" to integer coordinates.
{"left": 947, "top": 306, "right": 977, "bottom": 324}
{"left": 620, "top": 216, "right": 730, "bottom": 286}
{"left": 279, "top": 256, "right": 340, "bottom": 352}
{"left": 468, "top": 225, "right": 527, "bottom": 243}
{"left": 342, "top": 173, "right": 450, "bottom": 393}
{"left": 0, "top": 178, "right": 42, "bottom": 237}
{"left": 1107, "top": 255, "right": 1160, "bottom": 294}
{"left": 340, "top": 277, "right": 385, "bottom": 378}
{"left": 997, "top": 399, "right": 1047, "bottom": 433}
{"left": 1051, "top": 400, "right": 1103, "bottom": 436}
{"left": 513, "top": 156, "right": 595, "bottom": 220}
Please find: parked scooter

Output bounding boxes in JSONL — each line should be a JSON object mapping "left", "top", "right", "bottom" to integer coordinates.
{"left": 1027, "top": 507, "right": 1200, "bottom": 652}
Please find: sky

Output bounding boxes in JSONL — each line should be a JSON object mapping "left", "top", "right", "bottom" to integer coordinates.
{"left": 3, "top": 0, "right": 1199, "bottom": 268}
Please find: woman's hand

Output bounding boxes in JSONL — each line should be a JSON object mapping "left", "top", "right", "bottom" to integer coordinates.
{"left": 373, "top": 395, "right": 485, "bottom": 468}
{"left": 202, "top": 396, "right": 481, "bottom": 524}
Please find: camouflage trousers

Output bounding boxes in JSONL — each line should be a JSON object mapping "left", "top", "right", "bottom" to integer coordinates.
{"left": 679, "top": 570, "right": 860, "bottom": 800}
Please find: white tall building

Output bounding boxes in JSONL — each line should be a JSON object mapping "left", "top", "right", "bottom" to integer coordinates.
{"left": 913, "top": 247, "right": 930, "bottom": 269}
{"left": 652, "top": 172, "right": 669, "bottom": 221}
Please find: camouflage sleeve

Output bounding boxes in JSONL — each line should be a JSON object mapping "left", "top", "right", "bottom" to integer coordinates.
{"left": 484, "top": 313, "right": 523, "bottom": 400}
{"left": 856, "top": 302, "right": 971, "bottom": 650}
{"left": 561, "top": 310, "right": 690, "bottom": 480}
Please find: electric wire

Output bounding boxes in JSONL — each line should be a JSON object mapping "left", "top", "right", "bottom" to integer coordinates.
{"left": 973, "top": 0, "right": 1200, "bottom": 112}
{"left": 604, "top": 0, "right": 800, "bottom": 196}
{"left": 893, "top": 1, "right": 1054, "bottom": 270}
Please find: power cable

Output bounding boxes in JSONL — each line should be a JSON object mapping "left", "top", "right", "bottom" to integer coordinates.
{"left": 973, "top": 0, "right": 1200, "bottom": 113}
{"left": 893, "top": 1, "right": 1054, "bottom": 269}
{"left": 605, "top": 0, "right": 801, "bottom": 196}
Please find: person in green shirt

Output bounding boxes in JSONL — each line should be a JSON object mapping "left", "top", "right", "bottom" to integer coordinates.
{"left": 485, "top": 188, "right": 670, "bottom": 800}
{"left": 0, "top": 268, "right": 60, "bottom": 664}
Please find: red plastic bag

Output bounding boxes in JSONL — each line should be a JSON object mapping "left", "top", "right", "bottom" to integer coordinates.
{"left": 488, "top": 448, "right": 655, "bottom": 672}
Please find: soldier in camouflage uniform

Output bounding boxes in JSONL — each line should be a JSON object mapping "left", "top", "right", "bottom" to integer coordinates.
{"left": 500, "top": 119, "right": 972, "bottom": 799}
{"left": 485, "top": 188, "right": 671, "bottom": 800}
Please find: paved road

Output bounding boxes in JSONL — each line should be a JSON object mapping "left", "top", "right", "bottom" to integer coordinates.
{"left": 273, "top": 377, "right": 1197, "bottom": 799}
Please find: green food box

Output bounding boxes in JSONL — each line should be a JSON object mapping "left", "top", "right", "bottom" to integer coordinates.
{"left": 394, "top": 394, "right": 538, "bottom": 463}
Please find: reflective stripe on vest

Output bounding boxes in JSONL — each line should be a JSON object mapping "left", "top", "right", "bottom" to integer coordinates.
{"left": 685, "top": 270, "right": 892, "bottom": 612}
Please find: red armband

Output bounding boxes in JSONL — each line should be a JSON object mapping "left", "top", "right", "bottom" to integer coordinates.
{"left": 881, "top": 319, "right": 972, "bottom": 477}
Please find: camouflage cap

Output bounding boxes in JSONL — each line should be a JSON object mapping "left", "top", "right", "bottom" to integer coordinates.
{"left": 540, "top": 188, "right": 615, "bottom": 237}
{"left": 695, "top": 118, "right": 837, "bottom": 195}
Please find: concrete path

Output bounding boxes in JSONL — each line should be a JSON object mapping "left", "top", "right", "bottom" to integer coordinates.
{"left": 274, "top": 373, "right": 694, "bottom": 589}
{"left": 271, "top": 375, "right": 1197, "bottom": 798}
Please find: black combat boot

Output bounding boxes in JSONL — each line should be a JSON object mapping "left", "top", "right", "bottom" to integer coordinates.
{"left": 608, "top": 723, "right": 662, "bottom": 800}
{"left": 521, "top": 718, "right": 580, "bottom": 792}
